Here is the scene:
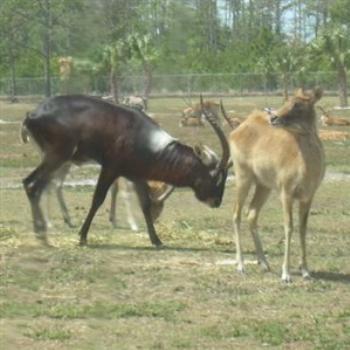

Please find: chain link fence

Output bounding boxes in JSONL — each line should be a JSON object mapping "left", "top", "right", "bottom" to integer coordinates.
{"left": 0, "top": 72, "right": 344, "bottom": 99}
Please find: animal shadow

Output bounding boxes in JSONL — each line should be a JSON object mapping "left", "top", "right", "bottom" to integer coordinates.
{"left": 311, "top": 270, "right": 350, "bottom": 284}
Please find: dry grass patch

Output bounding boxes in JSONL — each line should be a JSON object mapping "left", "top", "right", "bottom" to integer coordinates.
{"left": 1, "top": 97, "right": 350, "bottom": 349}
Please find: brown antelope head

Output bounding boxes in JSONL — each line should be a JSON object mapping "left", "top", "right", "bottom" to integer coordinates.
{"left": 269, "top": 88, "right": 323, "bottom": 129}
{"left": 190, "top": 96, "right": 230, "bottom": 207}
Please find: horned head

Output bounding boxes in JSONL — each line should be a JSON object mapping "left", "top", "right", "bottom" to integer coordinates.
{"left": 268, "top": 88, "right": 323, "bottom": 128}
{"left": 192, "top": 96, "right": 231, "bottom": 208}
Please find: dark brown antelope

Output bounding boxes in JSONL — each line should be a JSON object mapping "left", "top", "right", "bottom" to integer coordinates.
{"left": 21, "top": 111, "right": 174, "bottom": 232}
{"left": 222, "top": 88, "right": 325, "bottom": 282}
{"left": 22, "top": 95, "right": 230, "bottom": 246}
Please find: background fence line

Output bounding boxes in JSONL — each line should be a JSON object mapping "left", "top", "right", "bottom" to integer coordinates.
{"left": 0, "top": 71, "right": 346, "bottom": 98}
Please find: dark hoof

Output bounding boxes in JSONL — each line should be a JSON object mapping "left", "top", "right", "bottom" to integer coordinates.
{"left": 35, "top": 234, "right": 50, "bottom": 246}
{"left": 79, "top": 239, "right": 87, "bottom": 247}
{"left": 153, "top": 241, "right": 164, "bottom": 249}
{"left": 34, "top": 223, "right": 47, "bottom": 234}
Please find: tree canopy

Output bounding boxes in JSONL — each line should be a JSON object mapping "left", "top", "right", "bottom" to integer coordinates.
{"left": 0, "top": 0, "right": 349, "bottom": 103}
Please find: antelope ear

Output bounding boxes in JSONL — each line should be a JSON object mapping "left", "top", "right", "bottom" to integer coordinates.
{"left": 294, "top": 88, "right": 305, "bottom": 98}
{"left": 312, "top": 87, "right": 323, "bottom": 103}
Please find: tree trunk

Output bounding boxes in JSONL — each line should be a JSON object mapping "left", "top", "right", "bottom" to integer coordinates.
{"left": 43, "top": 0, "right": 52, "bottom": 97}
{"left": 282, "top": 72, "right": 289, "bottom": 101}
{"left": 44, "top": 53, "right": 51, "bottom": 97}
{"left": 275, "top": 0, "right": 282, "bottom": 35}
{"left": 9, "top": 49, "right": 18, "bottom": 103}
{"left": 110, "top": 68, "right": 119, "bottom": 104}
{"left": 337, "top": 65, "right": 348, "bottom": 107}
{"left": 143, "top": 63, "right": 153, "bottom": 110}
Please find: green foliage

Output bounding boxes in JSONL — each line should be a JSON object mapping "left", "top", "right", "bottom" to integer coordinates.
{"left": 0, "top": 300, "right": 186, "bottom": 321}
{"left": 0, "top": 0, "right": 350, "bottom": 97}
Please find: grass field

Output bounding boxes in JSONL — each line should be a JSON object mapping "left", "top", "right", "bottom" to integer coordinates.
{"left": 1, "top": 96, "right": 350, "bottom": 349}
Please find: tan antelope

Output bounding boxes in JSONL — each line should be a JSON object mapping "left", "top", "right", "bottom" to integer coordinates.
{"left": 318, "top": 106, "right": 350, "bottom": 126}
{"left": 223, "top": 88, "right": 325, "bottom": 282}
{"left": 319, "top": 129, "right": 350, "bottom": 141}
{"left": 222, "top": 112, "right": 244, "bottom": 129}
{"left": 179, "top": 115, "right": 204, "bottom": 127}
{"left": 179, "top": 100, "right": 220, "bottom": 127}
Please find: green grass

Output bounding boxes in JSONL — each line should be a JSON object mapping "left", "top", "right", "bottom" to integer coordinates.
{"left": 1, "top": 97, "right": 350, "bottom": 349}
{"left": 24, "top": 327, "right": 72, "bottom": 341}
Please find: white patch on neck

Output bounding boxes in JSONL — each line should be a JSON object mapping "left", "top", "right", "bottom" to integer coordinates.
{"left": 148, "top": 129, "right": 176, "bottom": 153}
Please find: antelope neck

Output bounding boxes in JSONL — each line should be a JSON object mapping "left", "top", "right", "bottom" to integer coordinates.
{"left": 149, "top": 141, "right": 209, "bottom": 187}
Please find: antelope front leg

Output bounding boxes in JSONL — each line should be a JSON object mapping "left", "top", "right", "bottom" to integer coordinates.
{"left": 56, "top": 182, "right": 75, "bottom": 228}
{"left": 133, "top": 181, "right": 162, "bottom": 247}
{"left": 122, "top": 180, "right": 139, "bottom": 232}
{"left": 233, "top": 177, "right": 252, "bottom": 274}
{"left": 247, "top": 185, "right": 271, "bottom": 271}
{"left": 299, "top": 200, "right": 312, "bottom": 279}
{"left": 79, "top": 168, "right": 116, "bottom": 246}
{"left": 281, "top": 192, "right": 294, "bottom": 283}
{"left": 233, "top": 212, "right": 244, "bottom": 273}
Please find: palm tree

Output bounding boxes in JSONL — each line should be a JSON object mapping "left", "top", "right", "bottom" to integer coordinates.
{"left": 129, "top": 34, "right": 159, "bottom": 109}
{"left": 101, "top": 42, "right": 131, "bottom": 103}
{"left": 313, "top": 25, "right": 349, "bottom": 107}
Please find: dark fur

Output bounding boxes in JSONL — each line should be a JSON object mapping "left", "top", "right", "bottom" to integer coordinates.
{"left": 23, "top": 95, "right": 229, "bottom": 246}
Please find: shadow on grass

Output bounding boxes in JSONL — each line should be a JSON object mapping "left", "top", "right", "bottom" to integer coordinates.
{"left": 312, "top": 270, "right": 350, "bottom": 284}
{"left": 86, "top": 243, "right": 233, "bottom": 254}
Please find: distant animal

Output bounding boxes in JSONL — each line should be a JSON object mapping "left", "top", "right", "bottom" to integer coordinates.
{"left": 180, "top": 100, "right": 221, "bottom": 127}
{"left": 22, "top": 95, "right": 230, "bottom": 246}
{"left": 58, "top": 56, "right": 73, "bottom": 80}
{"left": 122, "top": 95, "right": 147, "bottom": 111}
{"left": 179, "top": 115, "right": 204, "bottom": 127}
{"left": 318, "top": 106, "right": 350, "bottom": 126}
{"left": 225, "top": 88, "right": 325, "bottom": 282}
{"left": 221, "top": 111, "right": 244, "bottom": 129}
{"left": 318, "top": 129, "right": 350, "bottom": 141}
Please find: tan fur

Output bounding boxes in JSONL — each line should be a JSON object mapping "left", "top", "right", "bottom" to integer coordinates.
{"left": 223, "top": 115, "right": 245, "bottom": 129}
{"left": 229, "top": 88, "right": 325, "bottom": 282}
{"left": 180, "top": 100, "right": 220, "bottom": 127}
{"left": 179, "top": 115, "right": 204, "bottom": 127}
{"left": 182, "top": 106, "right": 195, "bottom": 118}
{"left": 320, "top": 114, "right": 350, "bottom": 126}
{"left": 319, "top": 129, "right": 350, "bottom": 141}
{"left": 110, "top": 179, "right": 170, "bottom": 230}
{"left": 58, "top": 57, "right": 73, "bottom": 80}
{"left": 192, "top": 100, "right": 220, "bottom": 116}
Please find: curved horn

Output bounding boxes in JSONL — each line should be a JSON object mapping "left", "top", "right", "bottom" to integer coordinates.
{"left": 150, "top": 185, "right": 175, "bottom": 203}
{"left": 220, "top": 100, "right": 235, "bottom": 130}
{"left": 200, "top": 95, "right": 230, "bottom": 170}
